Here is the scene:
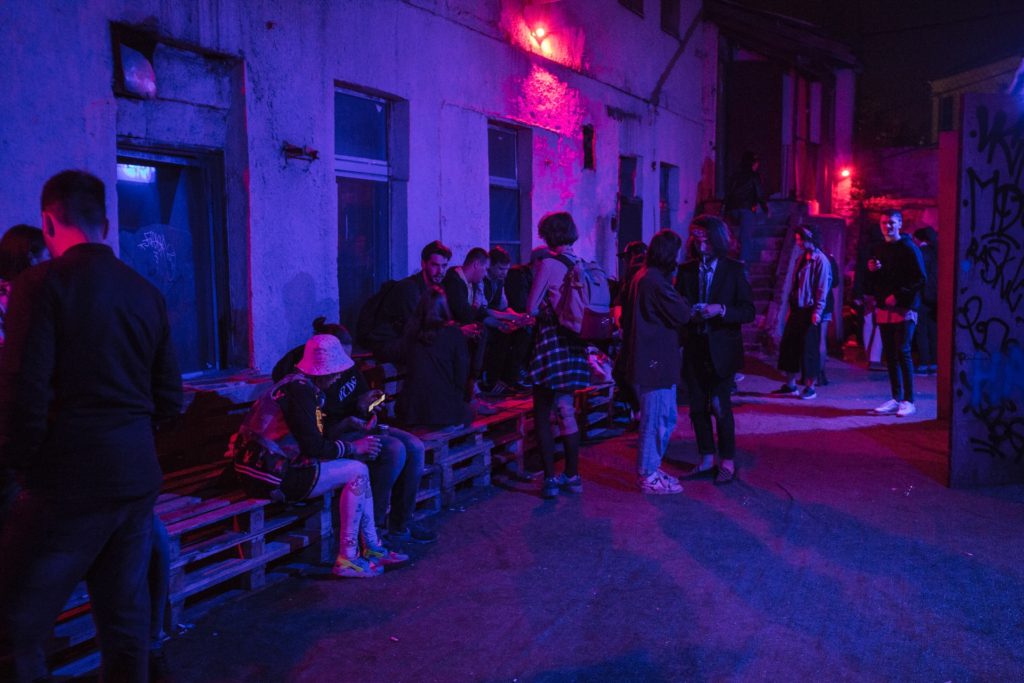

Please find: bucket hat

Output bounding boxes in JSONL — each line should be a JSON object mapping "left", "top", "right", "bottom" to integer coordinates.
{"left": 295, "top": 334, "right": 354, "bottom": 376}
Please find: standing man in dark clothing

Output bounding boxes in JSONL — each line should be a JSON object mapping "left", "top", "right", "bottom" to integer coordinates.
{"left": 867, "top": 209, "right": 927, "bottom": 417}
{"left": 0, "top": 170, "right": 183, "bottom": 682}
{"left": 724, "top": 151, "right": 770, "bottom": 264}
{"left": 676, "top": 215, "right": 755, "bottom": 484}
{"left": 367, "top": 240, "right": 451, "bottom": 363}
{"left": 620, "top": 230, "right": 690, "bottom": 494}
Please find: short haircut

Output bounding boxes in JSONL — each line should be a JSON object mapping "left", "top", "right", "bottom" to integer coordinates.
{"left": 645, "top": 230, "right": 682, "bottom": 273}
{"left": 0, "top": 225, "right": 46, "bottom": 281}
{"left": 488, "top": 245, "right": 511, "bottom": 266}
{"left": 686, "top": 215, "right": 733, "bottom": 260}
{"left": 464, "top": 247, "right": 489, "bottom": 267}
{"left": 881, "top": 208, "right": 903, "bottom": 222}
{"left": 421, "top": 240, "right": 452, "bottom": 263}
{"left": 795, "top": 224, "right": 822, "bottom": 249}
{"left": 537, "top": 211, "right": 578, "bottom": 248}
{"left": 40, "top": 170, "right": 106, "bottom": 235}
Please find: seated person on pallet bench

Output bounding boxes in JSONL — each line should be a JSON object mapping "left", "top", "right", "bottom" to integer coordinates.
{"left": 479, "top": 246, "right": 535, "bottom": 395}
{"left": 272, "top": 317, "right": 435, "bottom": 542}
{"left": 362, "top": 240, "right": 452, "bottom": 363}
{"left": 229, "top": 334, "right": 408, "bottom": 578}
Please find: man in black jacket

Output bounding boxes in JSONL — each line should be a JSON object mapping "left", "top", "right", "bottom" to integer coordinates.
{"left": 866, "top": 209, "right": 927, "bottom": 417}
{"left": 676, "top": 215, "right": 755, "bottom": 484}
{"left": 368, "top": 240, "right": 451, "bottom": 362}
{"left": 0, "top": 170, "right": 182, "bottom": 681}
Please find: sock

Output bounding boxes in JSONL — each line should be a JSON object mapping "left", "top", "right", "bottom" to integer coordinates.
{"left": 699, "top": 454, "right": 715, "bottom": 471}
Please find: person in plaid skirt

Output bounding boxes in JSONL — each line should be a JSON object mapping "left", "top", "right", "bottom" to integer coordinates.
{"left": 525, "top": 212, "right": 590, "bottom": 498}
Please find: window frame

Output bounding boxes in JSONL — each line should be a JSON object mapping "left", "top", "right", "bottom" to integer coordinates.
{"left": 487, "top": 122, "right": 531, "bottom": 264}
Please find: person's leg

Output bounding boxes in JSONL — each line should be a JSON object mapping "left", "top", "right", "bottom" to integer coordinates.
{"left": 657, "top": 386, "right": 678, "bottom": 461}
{"left": 802, "top": 315, "right": 821, "bottom": 389}
{"left": 554, "top": 392, "right": 580, "bottom": 480}
{"left": 533, "top": 385, "right": 558, "bottom": 480}
{"left": 0, "top": 491, "right": 119, "bottom": 683}
{"left": 382, "top": 427, "right": 425, "bottom": 533}
{"left": 309, "top": 459, "right": 371, "bottom": 561}
{"left": 898, "top": 320, "right": 917, "bottom": 403}
{"left": 818, "top": 317, "right": 830, "bottom": 384}
{"left": 879, "top": 323, "right": 902, "bottom": 400}
{"left": 366, "top": 434, "right": 405, "bottom": 526}
{"left": 85, "top": 493, "right": 157, "bottom": 683}
{"left": 149, "top": 515, "right": 170, "bottom": 649}
{"left": 636, "top": 386, "right": 676, "bottom": 476}
{"left": 684, "top": 355, "right": 717, "bottom": 469}
{"left": 711, "top": 372, "right": 738, "bottom": 480}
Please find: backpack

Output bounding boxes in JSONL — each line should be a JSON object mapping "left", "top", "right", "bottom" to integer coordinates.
{"left": 355, "top": 279, "right": 398, "bottom": 349}
{"left": 553, "top": 254, "right": 613, "bottom": 340}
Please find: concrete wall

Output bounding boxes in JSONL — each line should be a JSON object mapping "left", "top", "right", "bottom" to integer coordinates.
{"left": 0, "top": 0, "right": 711, "bottom": 372}
{"left": 857, "top": 146, "right": 939, "bottom": 201}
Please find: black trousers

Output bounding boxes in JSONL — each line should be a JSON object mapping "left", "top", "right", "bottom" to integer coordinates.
{"left": 880, "top": 320, "right": 917, "bottom": 402}
{"left": 778, "top": 306, "right": 821, "bottom": 382}
{"left": 0, "top": 489, "right": 156, "bottom": 682}
{"left": 684, "top": 335, "right": 737, "bottom": 458}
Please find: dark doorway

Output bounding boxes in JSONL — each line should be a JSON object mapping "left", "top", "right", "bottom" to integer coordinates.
{"left": 337, "top": 177, "right": 390, "bottom": 331}
{"left": 617, "top": 155, "right": 642, "bottom": 277}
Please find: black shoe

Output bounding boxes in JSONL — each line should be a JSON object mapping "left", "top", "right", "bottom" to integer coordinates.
{"left": 388, "top": 524, "right": 438, "bottom": 544}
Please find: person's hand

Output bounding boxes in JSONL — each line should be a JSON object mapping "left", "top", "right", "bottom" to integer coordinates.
{"left": 461, "top": 323, "right": 482, "bottom": 340}
{"left": 867, "top": 258, "right": 881, "bottom": 272}
{"left": 702, "top": 303, "right": 725, "bottom": 318}
{"left": 356, "top": 389, "right": 385, "bottom": 415}
{"left": 884, "top": 294, "right": 897, "bottom": 308}
{"left": 350, "top": 435, "right": 382, "bottom": 459}
{"left": 337, "top": 416, "right": 369, "bottom": 433}
{"left": 811, "top": 312, "right": 822, "bottom": 325}
{"left": 498, "top": 320, "right": 516, "bottom": 333}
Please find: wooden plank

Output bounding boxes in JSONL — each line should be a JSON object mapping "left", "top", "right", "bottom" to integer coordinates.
{"left": 171, "top": 513, "right": 303, "bottom": 569}
{"left": 177, "top": 541, "right": 293, "bottom": 599}
{"left": 163, "top": 497, "right": 267, "bottom": 538}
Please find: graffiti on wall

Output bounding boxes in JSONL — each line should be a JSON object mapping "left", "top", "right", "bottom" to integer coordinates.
{"left": 955, "top": 96, "right": 1024, "bottom": 470}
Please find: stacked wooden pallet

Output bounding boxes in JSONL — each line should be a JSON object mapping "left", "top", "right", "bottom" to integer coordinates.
{"left": 413, "top": 424, "right": 493, "bottom": 506}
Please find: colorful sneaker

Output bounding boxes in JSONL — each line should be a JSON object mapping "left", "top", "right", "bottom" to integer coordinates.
{"left": 561, "top": 474, "right": 583, "bottom": 494}
{"left": 896, "top": 401, "right": 916, "bottom": 417}
{"left": 770, "top": 383, "right": 800, "bottom": 396}
{"left": 332, "top": 555, "right": 383, "bottom": 578}
{"left": 873, "top": 398, "right": 900, "bottom": 414}
{"left": 362, "top": 544, "right": 410, "bottom": 567}
{"left": 542, "top": 475, "right": 564, "bottom": 498}
{"left": 800, "top": 386, "right": 817, "bottom": 400}
{"left": 638, "top": 470, "right": 683, "bottom": 495}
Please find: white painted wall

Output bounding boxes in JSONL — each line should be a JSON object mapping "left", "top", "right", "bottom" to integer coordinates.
{"left": 0, "top": 0, "right": 711, "bottom": 372}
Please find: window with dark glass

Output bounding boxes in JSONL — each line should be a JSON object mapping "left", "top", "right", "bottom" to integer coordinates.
{"left": 661, "top": 0, "right": 680, "bottom": 35}
{"left": 489, "top": 124, "right": 523, "bottom": 264}
{"left": 659, "top": 163, "right": 679, "bottom": 229}
{"left": 335, "top": 89, "right": 391, "bottom": 330}
{"left": 116, "top": 149, "right": 228, "bottom": 376}
{"left": 620, "top": 0, "right": 644, "bottom": 16}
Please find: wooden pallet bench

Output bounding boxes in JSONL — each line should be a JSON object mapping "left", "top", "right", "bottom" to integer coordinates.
{"left": 412, "top": 424, "right": 493, "bottom": 505}
{"left": 46, "top": 460, "right": 339, "bottom": 678}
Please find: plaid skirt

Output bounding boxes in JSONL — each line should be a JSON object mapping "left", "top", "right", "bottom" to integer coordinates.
{"left": 529, "top": 315, "right": 589, "bottom": 392}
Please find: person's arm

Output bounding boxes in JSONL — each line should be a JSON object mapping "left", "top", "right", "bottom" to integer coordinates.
{"left": 643, "top": 276, "right": 692, "bottom": 330}
{"left": 722, "top": 262, "right": 756, "bottom": 324}
{"left": 277, "top": 380, "right": 350, "bottom": 460}
{"left": 811, "top": 255, "right": 831, "bottom": 321}
{"left": 897, "top": 241, "right": 927, "bottom": 306}
{"left": 0, "top": 270, "right": 54, "bottom": 467}
{"left": 151, "top": 304, "right": 183, "bottom": 423}
{"left": 526, "top": 259, "right": 560, "bottom": 316}
{"left": 443, "top": 272, "right": 474, "bottom": 325}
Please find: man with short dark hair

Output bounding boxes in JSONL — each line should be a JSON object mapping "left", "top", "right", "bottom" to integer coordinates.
{"left": 479, "top": 246, "right": 533, "bottom": 392}
{"left": 369, "top": 240, "right": 452, "bottom": 362}
{"left": 443, "top": 247, "right": 490, "bottom": 325}
{"left": 0, "top": 170, "right": 182, "bottom": 681}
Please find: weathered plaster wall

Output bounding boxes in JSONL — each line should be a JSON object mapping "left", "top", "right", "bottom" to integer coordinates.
{"left": 1, "top": 0, "right": 710, "bottom": 372}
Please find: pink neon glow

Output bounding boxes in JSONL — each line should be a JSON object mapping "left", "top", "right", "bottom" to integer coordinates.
{"left": 540, "top": 37, "right": 553, "bottom": 55}
{"left": 500, "top": 9, "right": 586, "bottom": 71}
{"left": 840, "top": 167, "right": 852, "bottom": 178}
{"left": 512, "top": 64, "right": 584, "bottom": 136}
{"left": 533, "top": 26, "right": 546, "bottom": 39}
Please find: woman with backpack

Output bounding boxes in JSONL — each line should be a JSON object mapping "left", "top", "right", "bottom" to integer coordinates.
{"left": 525, "top": 212, "right": 590, "bottom": 498}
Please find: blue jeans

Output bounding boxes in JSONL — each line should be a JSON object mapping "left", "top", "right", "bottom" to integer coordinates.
{"left": 150, "top": 516, "right": 170, "bottom": 649}
{"left": 636, "top": 385, "right": 678, "bottom": 476}
{"left": 880, "top": 320, "right": 917, "bottom": 402}
{"left": 0, "top": 490, "right": 156, "bottom": 682}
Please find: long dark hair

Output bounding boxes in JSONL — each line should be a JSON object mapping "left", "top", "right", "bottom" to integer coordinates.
{"left": 0, "top": 225, "right": 47, "bottom": 281}
{"left": 686, "top": 215, "right": 733, "bottom": 261}
{"left": 645, "top": 230, "right": 682, "bottom": 274}
{"left": 408, "top": 286, "right": 453, "bottom": 345}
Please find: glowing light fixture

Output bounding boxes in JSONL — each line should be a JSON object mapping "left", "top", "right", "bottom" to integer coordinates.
{"left": 540, "top": 37, "right": 553, "bottom": 55}
{"left": 840, "top": 167, "right": 852, "bottom": 179}
{"left": 533, "top": 26, "right": 547, "bottom": 39}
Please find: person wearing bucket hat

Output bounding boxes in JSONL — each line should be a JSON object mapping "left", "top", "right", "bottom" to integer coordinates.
{"left": 228, "top": 334, "right": 408, "bottom": 577}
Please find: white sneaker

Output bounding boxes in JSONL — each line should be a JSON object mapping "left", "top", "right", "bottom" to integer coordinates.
{"left": 896, "top": 401, "right": 916, "bottom": 417}
{"left": 873, "top": 399, "right": 900, "bottom": 414}
{"left": 639, "top": 469, "right": 683, "bottom": 495}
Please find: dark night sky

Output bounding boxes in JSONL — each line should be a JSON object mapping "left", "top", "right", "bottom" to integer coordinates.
{"left": 732, "top": 0, "right": 1024, "bottom": 146}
